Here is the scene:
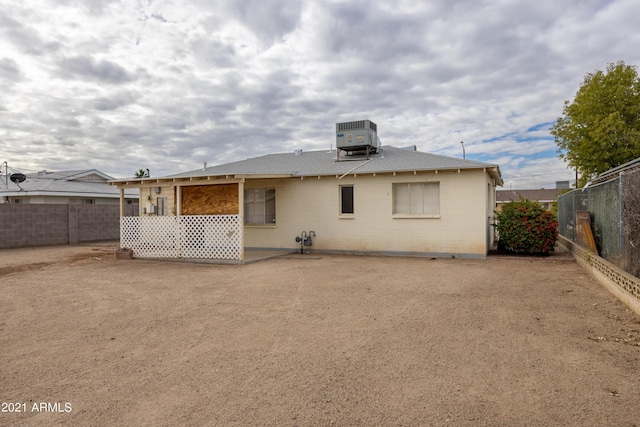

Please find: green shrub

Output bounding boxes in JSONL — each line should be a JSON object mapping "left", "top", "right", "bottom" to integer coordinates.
{"left": 495, "top": 198, "right": 558, "bottom": 254}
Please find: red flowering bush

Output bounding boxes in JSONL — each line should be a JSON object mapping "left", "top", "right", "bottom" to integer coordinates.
{"left": 495, "top": 198, "right": 558, "bottom": 254}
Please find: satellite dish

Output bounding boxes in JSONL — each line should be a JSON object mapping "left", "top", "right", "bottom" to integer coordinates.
{"left": 10, "top": 173, "right": 26, "bottom": 183}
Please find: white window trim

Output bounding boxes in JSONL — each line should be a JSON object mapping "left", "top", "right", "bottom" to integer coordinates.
{"left": 244, "top": 188, "right": 276, "bottom": 226}
{"left": 392, "top": 182, "right": 441, "bottom": 218}
{"left": 339, "top": 185, "right": 355, "bottom": 218}
{"left": 392, "top": 213, "right": 441, "bottom": 219}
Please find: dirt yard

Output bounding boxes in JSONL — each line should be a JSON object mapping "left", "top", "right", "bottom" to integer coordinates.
{"left": 1, "top": 243, "right": 639, "bottom": 426}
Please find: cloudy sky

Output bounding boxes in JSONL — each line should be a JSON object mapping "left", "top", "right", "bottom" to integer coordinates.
{"left": 1, "top": 0, "right": 639, "bottom": 189}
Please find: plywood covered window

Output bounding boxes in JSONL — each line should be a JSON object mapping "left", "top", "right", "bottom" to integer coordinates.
{"left": 181, "top": 184, "right": 239, "bottom": 215}
{"left": 244, "top": 188, "right": 276, "bottom": 225}
{"left": 393, "top": 182, "right": 440, "bottom": 217}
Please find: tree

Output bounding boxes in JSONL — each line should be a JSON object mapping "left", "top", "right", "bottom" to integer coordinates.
{"left": 551, "top": 61, "right": 640, "bottom": 187}
{"left": 134, "top": 169, "right": 149, "bottom": 178}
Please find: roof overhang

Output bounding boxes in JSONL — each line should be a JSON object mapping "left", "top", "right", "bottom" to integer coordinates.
{"left": 110, "top": 167, "right": 505, "bottom": 187}
{"left": 486, "top": 166, "right": 504, "bottom": 186}
{"left": 109, "top": 174, "right": 294, "bottom": 188}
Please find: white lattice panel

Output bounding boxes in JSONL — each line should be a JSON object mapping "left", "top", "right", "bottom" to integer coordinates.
{"left": 121, "top": 216, "right": 180, "bottom": 258}
{"left": 120, "top": 215, "right": 242, "bottom": 260}
{"left": 180, "top": 215, "right": 242, "bottom": 259}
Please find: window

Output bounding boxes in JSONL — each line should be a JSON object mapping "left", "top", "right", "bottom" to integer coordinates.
{"left": 157, "top": 197, "right": 167, "bottom": 215}
{"left": 244, "top": 188, "right": 276, "bottom": 225}
{"left": 393, "top": 182, "right": 440, "bottom": 216}
{"left": 340, "top": 185, "right": 354, "bottom": 215}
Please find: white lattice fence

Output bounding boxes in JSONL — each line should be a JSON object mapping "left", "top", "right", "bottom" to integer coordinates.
{"left": 121, "top": 216, "right": 180, "bottom": 258}
{"left": 120, "top": 215, "right": 242, "bottom": 260}
{"left": 180, "top": 215, "right": 242, "bottom": 260}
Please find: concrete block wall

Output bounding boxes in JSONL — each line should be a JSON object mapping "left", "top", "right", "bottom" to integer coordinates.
{"left": 559, "top": 236, "right": 640, "bottom": 316}
{"left": 0, "top": 204, "right": 69, "bottom": 249}
{"left": 0, "top": 203, "right": 138, "bottom": 249}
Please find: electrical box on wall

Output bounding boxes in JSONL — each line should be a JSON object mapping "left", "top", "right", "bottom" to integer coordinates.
{"left": 154, "top": 187, "right": 161, "bottom": 194}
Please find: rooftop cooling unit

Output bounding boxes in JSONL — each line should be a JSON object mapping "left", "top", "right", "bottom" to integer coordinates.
{"left": 335, "top": 120, "right": 379, "bottom": 154}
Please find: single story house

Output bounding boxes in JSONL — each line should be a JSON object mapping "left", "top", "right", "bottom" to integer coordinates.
{"left": 496, "top": 188, "right": 566, "bottom": 212}
{"left": 111, "top": 121, "right": 503, "bottom": 262}
{"left": 0, "top": 169, "right": 138, "bottom": 205}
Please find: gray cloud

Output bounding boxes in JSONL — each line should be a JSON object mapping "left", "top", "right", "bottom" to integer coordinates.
{"left": 0, "top": 13, "right": 62, "bottom": 56}
{"left": 0, "top": 57, "right": 22, "bottom": 82}
{"left": 191, "top": 38, "right": 237, "bottom": 68}
{"left": 92, "top": 90, "right": 139, "bottom": 111}
{"left": 55, "top": 0, "right": 121, "bottom": 15}
{"left": 0, "top": 0, "right": 637, "bottom": 186}
{"left": 228, "top": 0, "right": 303, "bottom": 46}
{"left": 56, "top": 56, "right": 137, "bottom": 84}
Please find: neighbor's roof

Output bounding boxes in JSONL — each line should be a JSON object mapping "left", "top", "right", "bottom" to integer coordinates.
{"left": 496, "top": 188, "right": 564, "bottom": 203}
{"left": 113, "top": 146, "right": 503, "bottom": 185}
{"left": 0, "top": 169, "right": 139, "bottom": 198}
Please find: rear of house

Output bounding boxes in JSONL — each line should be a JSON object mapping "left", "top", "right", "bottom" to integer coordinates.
{"left": 241, "top": 167, "right": 495, "bottom": 256}
{"left": 111, "top": 122, "right": 502, "bottom": 262}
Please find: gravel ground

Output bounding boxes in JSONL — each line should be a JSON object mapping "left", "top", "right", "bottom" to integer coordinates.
{"left": 1, "top": 243, "right": 639, "bottom": 426}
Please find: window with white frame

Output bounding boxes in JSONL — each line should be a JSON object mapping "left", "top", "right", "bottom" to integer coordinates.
{"left": 244, "top": 188, "right": 276, "bottom": 225}
{"left": 340, "top": 185, "right": 354, "bottom": 215}
{"left": 393, "top": 182, "right": 440, "bottom": 216}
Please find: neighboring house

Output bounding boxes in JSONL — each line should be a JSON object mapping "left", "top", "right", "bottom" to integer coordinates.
{"left": 0, "top": 169, "right": 138, "bottom": 204}
{"left": 111, "top": 121, "right": 503, "bottom": 262}
{"left": 496, "top": 187, "right": 566, "bottom": 212}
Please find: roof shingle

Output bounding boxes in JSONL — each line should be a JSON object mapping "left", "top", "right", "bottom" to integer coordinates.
{"left": 166, "top": 146, "right": 502, "bottom": 182}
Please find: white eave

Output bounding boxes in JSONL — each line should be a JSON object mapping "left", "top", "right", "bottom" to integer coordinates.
{"left": 109, "top": 174, "right": 293, "bottom": 188}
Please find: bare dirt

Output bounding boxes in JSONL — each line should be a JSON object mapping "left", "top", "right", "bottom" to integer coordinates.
{"left": 1, "top": 243, "right": 639, "bottom": 426}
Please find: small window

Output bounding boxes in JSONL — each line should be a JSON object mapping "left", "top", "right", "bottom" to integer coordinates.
{"left": 244, "top": 188, "right": 276, "bottom": 225}
{"left": 393, "top": 182, "right": 440, "bottom": 217}
{"left": 157, "top": 197, "right": 167, "bottom": 215}
{"left": 340, "top": 185, "right": 354, "bottom": 215}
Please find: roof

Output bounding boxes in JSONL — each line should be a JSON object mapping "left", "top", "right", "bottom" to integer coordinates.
{"left": 112, "top": 146, "right": 503, "bottom": 185}
{"left": 496, "top": 188, "right": 564, "bottom": 203}
{"left": 0, "top": 169, "right": 139, "bottom": 199}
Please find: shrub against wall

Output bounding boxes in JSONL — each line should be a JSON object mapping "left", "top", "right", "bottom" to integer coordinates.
{"left": 495, "top": 199, "right": 558, "bottom": 254}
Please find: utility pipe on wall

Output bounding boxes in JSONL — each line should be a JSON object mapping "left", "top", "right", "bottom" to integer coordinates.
{"left": 338, "top": 159, "right": 373, "bottom": 180}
